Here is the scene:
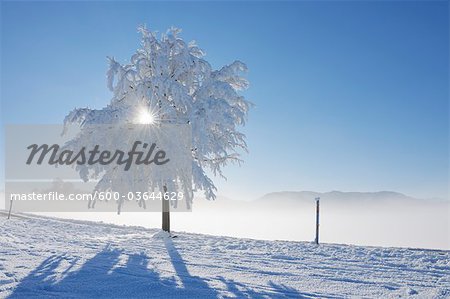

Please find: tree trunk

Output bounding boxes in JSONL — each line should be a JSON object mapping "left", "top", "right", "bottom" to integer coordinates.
{"left": 162, "top": 185, "right": 170, "bottom": 232}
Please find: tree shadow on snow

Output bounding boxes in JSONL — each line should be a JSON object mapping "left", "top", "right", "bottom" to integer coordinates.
{"left": 8, "top": 244, "right": 218, "bottom": 298}
{"left": 9, "top": 238, "right": 305, "bottom": 298}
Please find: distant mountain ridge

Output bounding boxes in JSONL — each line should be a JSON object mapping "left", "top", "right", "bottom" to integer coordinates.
{"left": 258, "top": 191, "right": 422, "bottom": 203}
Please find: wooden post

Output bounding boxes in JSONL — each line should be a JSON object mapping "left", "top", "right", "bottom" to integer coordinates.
{"left": 162, "top": 185, "right": 170, "bottom": 233}
{"left": 7, "top": 197, "right": 13, "bottom": 220}
{"left": 314, "top": 197, "right": 320, "bottom": 244}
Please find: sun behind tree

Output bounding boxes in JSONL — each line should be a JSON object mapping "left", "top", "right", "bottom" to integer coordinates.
{"left": 63, "top": 25, "right": 252, "bottom": 232}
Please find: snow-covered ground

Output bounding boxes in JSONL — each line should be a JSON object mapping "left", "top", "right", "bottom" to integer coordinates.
{"left": 1, "top": 212, "right": 449, "bottom": 298}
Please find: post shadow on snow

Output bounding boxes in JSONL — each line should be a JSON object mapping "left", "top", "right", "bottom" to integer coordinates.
{"left": 9, "top": 238, "right": 304, "bottom": 298}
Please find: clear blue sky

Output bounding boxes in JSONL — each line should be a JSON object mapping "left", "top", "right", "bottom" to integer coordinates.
{"left": 1, "top": 1, "right": 448, "bottom": 200}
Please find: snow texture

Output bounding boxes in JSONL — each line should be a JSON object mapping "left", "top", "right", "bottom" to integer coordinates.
{"left": 1, "top": 212, "right": 449, "bottom": 298}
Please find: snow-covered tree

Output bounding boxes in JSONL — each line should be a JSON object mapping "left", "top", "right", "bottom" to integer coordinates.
{"left": 63, "top": 25, "right": 252, "bottom": 232}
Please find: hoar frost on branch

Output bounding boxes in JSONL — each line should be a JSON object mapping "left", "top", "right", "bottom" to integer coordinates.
{"left": 63, "top": 25, "right": 252, "bottom": 211}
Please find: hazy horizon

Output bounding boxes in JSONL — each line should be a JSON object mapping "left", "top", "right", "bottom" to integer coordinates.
{"left": 2, "top": 190, "right": 449, "bottom": 250}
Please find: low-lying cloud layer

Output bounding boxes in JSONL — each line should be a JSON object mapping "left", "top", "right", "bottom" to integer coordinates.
{"left": 2, "top": 191, "right": 449, "bottom": 250}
